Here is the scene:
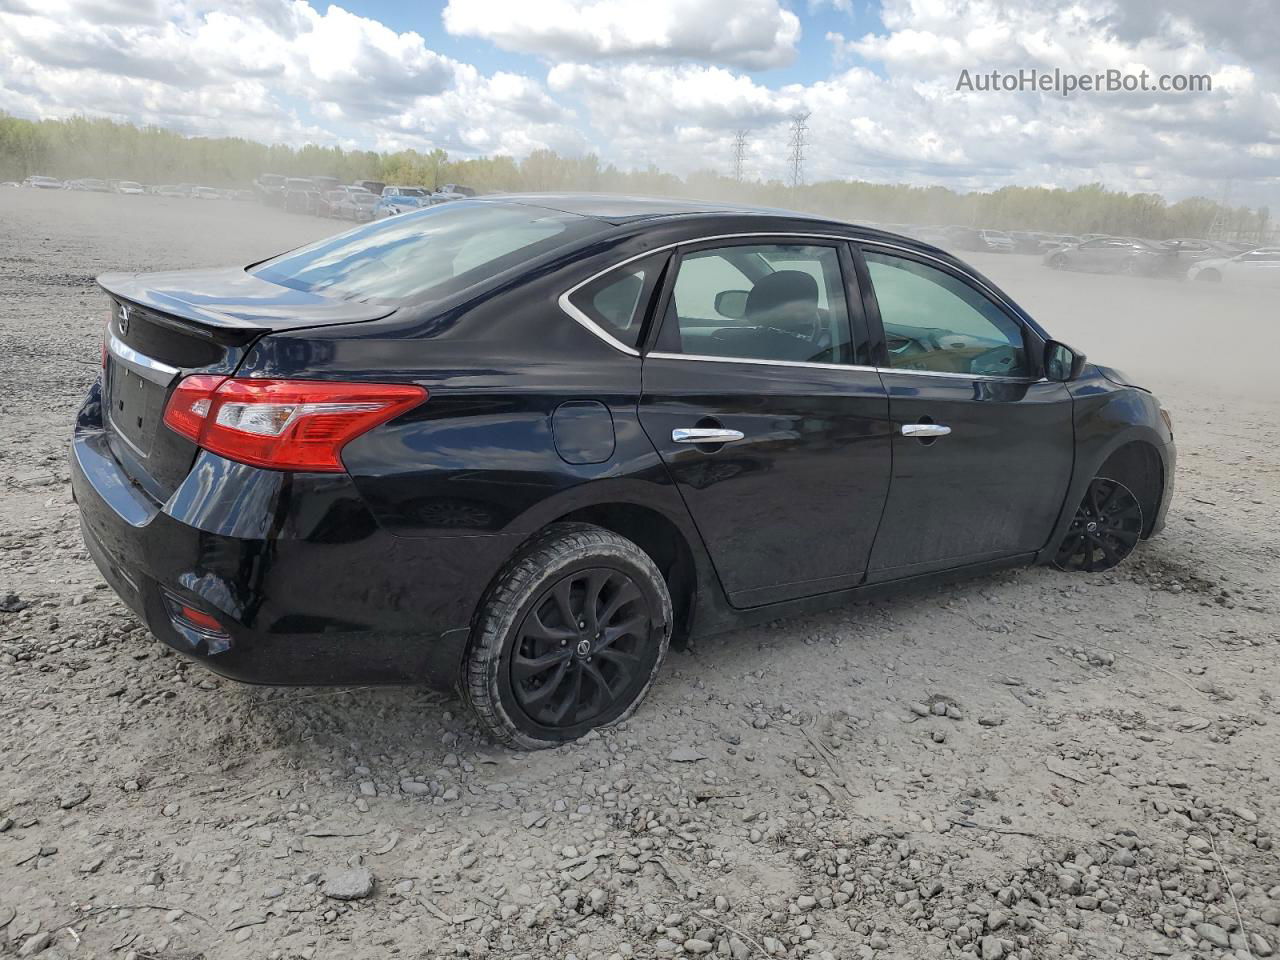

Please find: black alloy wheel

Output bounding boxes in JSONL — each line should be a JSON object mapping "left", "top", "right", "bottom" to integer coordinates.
{"left": 1054, "top": 476, "right": 1144, "bottom": 572}
{"left": 1049, "top": 252, "right": 1067, "bottom": 269}
{"left": 510, "top": 567, "right": 650, "bottom": 728}
{"left": 465, "top": 523, "right": 671, "bottom": 748}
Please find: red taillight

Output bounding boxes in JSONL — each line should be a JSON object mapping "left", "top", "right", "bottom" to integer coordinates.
{"left": 162, "top": 377, "right": 427, "bottom": 472}
{"left": 164, "top": 374, "right": 227, "bottom": 441}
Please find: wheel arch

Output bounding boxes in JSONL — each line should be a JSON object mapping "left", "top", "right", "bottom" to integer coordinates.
{"left": 1037, "top": 418, "right": 1172, "bottom": 565}
{"left": 553, "top": 502, "right": 699, "bottom": 645}
{"left": 1095, "top": 439, "right": 1165, "bottom": 537}
{"left": 495, "top": 478, "right": 717, "bottom": 646}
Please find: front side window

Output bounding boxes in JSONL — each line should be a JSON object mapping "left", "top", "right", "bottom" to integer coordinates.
{"left": 863, "top": 250, "right": 1029, "bottom": 378}
{"left": 658, "top": 243, "right": 853, "bottom": 364}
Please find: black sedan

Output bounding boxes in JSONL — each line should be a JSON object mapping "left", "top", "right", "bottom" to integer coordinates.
{"left": 73, "top": 195, "right": 1175, "bottom": 747}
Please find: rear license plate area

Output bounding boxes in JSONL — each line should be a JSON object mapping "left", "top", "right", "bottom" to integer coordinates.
{"left": 106, "top": 358, "right": 166, "bottom": 458}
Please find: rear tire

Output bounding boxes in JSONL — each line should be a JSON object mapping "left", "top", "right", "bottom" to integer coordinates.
{"left": 464, "top": 523, "right": 672, "bottom": 748}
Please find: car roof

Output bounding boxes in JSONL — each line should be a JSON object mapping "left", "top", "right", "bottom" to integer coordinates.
{"left": 473, "top": 192, "right": 941, "bottom": 237}
{"left": 450, "top": 194, "right": 1042, "bottom": 327}
{"left": 431, "top": 193, "right": 1040, "bottom": 277}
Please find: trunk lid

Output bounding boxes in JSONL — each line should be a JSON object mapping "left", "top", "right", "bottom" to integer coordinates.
{"left": 99, "top": 268, "right": 394, "bottom": 501}
{"left": 99, "top": 267, "right": 394, "bottom": 330}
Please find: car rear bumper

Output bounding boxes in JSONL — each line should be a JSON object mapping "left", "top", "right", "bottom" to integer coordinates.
{"left": 71, "top": 384, "right": 517, "bottom": 688}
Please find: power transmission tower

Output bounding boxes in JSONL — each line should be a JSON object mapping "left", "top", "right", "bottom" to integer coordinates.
{"left": 1208, "top": 179, "right": 1233, "bottom": 241}
{"left": 787, "top": 112, "right": 810, "bottom": 188}
{"left": 732, "top": 130, "right": 748, "bottom": 182}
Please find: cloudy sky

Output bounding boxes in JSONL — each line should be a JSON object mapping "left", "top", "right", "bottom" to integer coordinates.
{"left": 0, "top": 0, "right": 1276, "bottom": 203}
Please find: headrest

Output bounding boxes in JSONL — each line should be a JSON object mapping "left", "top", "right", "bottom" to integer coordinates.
{"left": 744, "top": 270, "right": 819, "bottom": 334}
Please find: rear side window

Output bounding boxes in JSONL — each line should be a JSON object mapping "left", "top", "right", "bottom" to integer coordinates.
{"left": 657, "top": 243, "right": 854, "bottom": 365}
{"left": 253, "top": 202, "right": 601, "bottom": 303}
{"left": 565, "top": 253, "right": 667, "bottom": 349}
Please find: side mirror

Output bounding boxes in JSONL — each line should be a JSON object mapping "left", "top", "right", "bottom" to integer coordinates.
{"left": 1044, "top": 340, "right": 1087, "bottom": 382}
{"left": 714, "top": 289, "right": 749, "bottom": 320}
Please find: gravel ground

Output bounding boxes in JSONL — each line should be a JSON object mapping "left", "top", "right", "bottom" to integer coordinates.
{"left": 1, "top": 189, "right": 1277, "bottom": 960}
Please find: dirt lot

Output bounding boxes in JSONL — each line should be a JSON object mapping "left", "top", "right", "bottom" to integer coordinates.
{"left": 0, "top": 189, "right": 1277, "bottom": 960}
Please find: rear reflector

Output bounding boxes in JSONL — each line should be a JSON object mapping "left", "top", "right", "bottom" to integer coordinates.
{"left": 162, "top": 377, "right": 427, "bottom": 471}
{"left": 176, "top": 603, "right": 224, "bottom": 632}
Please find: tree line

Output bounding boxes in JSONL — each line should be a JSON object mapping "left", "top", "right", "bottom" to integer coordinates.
{"left": 0, "top": 112, "right": 1269, "bottom": 241}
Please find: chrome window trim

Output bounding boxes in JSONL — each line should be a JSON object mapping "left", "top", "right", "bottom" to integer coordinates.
{"left": 647, "top": 351, "right": 1039, "bottom": 382}
{"left": 876, "top": 367, "right": 1040, "bottom": 384}
{"left": 647, "top": 351, "right": 879, "bottom": 374}
{"left": 557, "top": 245, "right": 667, "bottom": 357}
{"left": 106, "top": 329, "right": 180, "bottom": 386}
{"left": 557, "top": 296, "right": 642, "bottom": 357}
{"left": 558, "top": 231, "right": 1037, "bottom": 367}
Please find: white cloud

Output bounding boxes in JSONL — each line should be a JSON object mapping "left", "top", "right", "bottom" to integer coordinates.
{"left": 0, "top": 0, "right": 1276, "bottom": 206}
{"left": 0, "top": 0, "right": 581, "bottom": 156}
{"left": 442, "top": 0, "right": 801, "bottom": 70}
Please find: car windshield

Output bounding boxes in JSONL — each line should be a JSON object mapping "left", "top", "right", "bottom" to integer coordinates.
{"left": 252, "top": 201, "right": 601, "bottom": 303}
{"left": 395, "top": 187, "right": 427, "bottom": 197}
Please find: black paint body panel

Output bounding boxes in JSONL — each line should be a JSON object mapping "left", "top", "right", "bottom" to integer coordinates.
{"left": 639, "top": 356, "right": 892, "bottom": 606}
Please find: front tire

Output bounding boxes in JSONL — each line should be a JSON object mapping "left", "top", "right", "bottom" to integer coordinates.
{"left": 465, "top": 523, "right": 672, "bottom": 748}
{"left": 1054, "top": 477, "right": 1144, "bottom": 572}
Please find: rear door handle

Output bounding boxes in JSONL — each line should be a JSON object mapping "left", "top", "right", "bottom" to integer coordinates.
{"left": 673, "top": 428, "right": 745, "bottom": 444}
{"left": 901, "top": 423, "right": 951, "bottom": 437}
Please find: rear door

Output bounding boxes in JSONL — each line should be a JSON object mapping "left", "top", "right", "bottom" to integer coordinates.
{"left": 638, "top": 239, "right": 891, "bottom": 608}
{"left": 854, "top": 244, "right": 1074, "bottom": 580}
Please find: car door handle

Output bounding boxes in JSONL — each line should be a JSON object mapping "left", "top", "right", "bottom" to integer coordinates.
{"left": 672, "top": 428, "right": 745, "bottom": 444}
{"left": 901, "top": 423, "right": 951, "bottom": 437}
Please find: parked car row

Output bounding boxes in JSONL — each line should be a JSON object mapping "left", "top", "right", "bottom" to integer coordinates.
{"left": 866, "top": 220, "right": 1273, "bottom": 284}
{"left": 13, "top": 171, "right": 477, "bottom": 219}
{"left": 1043, "top": 236, "right": 1277, "bottom": 284}
{"left": 253, "top": 173, "right": 476, "bottom": 219}
{"left": 16, "top": 176, "right": 255, "bottom": 200}
{"left": 875, "top": 224, "right": 1035, "bottom": 253}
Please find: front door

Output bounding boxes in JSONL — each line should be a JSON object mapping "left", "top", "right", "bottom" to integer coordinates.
{"left": 638, "top": 239, "right": 892, "bottom": 608}
{"left": 856, "top": 245, "right": 1075, "bottom": 580}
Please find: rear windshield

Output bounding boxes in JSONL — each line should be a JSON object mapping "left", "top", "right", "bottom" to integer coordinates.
{"left": 252, "top": 201, "right": 601, "bottom": 303}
